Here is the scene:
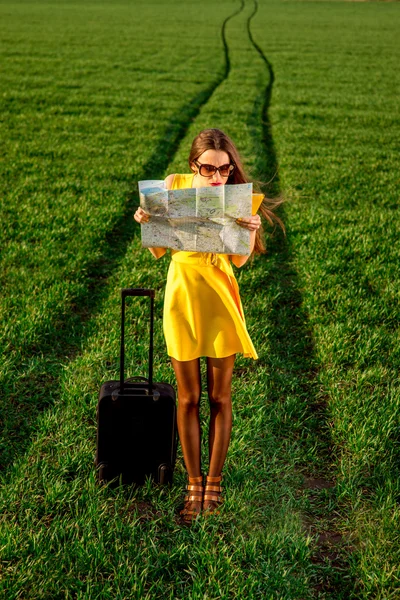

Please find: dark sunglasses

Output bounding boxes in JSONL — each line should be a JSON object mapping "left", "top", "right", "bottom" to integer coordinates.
{"left": 194, "top": 159, "right": 235, "bottom": 178}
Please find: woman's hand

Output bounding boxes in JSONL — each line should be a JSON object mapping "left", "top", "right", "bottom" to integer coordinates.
{"left": 134, "top": 206, "right": 150, "bottom": 223}
{"left": 134, "top": 206, "right": 165, "bottom": 258}
{"left": 236, "top": 214, "right": 261, "bottom": 231}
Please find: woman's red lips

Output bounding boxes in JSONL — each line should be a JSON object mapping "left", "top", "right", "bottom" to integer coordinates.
{"left": 211, "top": 183, "right": 222, "bottom": 186}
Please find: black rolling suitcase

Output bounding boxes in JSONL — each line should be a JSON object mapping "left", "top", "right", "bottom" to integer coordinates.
{"left": 95, "top": 288, "right": 177, "bottom": 486}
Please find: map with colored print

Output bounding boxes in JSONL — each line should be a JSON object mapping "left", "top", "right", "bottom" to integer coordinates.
{"left": 138, "top": 180, "right": 253, "bottom": 255}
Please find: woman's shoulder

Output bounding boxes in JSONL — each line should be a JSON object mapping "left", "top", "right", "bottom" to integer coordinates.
{"left": 165, "top": 173, "right": 193, "bottom": 190}
{"left": 164, "top": 174, "right": 175, "bottom": 190}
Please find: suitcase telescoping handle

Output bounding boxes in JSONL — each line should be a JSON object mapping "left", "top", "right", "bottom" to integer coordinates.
{"left": 120, "top": 288, "right": 155, "bottom": 395}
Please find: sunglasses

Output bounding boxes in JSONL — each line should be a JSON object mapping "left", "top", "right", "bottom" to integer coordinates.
{"left": 194, "top": 159, "right": 235, "bottom": 178}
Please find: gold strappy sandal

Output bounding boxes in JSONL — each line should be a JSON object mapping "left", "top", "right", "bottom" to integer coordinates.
{"left": 203, "top": 474, "right": 223, "bottom": 515}
{"left": 180, "top": 475, "right": 203, "bottom": 523}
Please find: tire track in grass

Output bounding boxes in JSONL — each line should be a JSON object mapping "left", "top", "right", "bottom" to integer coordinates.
{"left": 246, "top": 1, "right": 356, "bottom": 596}
{"left": 0, "top": 1, "right": 245, "bottom": 483}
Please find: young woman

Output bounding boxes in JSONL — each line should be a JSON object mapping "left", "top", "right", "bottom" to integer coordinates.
{"left": 134, "top": 128, "right": 283, "bottom": 522}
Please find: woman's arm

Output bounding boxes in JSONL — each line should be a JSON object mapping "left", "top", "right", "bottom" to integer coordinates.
{"left": 230, "top": 230, "right": 256, "bottom": 268}
{"left": 148, "top": 247, "right": 167, "bottom": 259}
{"left": 230, "top": 215, "right": 260, "bottom": 268}
{"left": 134, "top": 174, "right": 176, "bottom": 260}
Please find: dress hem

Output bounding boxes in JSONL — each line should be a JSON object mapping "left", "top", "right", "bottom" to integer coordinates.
{"left": 167, "top": 350, "right": 259, "bottom": 361}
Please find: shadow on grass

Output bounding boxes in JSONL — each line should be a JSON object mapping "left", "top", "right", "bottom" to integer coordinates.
{"left": 0, "top": 2, "right": 245, "bottom": 484}
{"left": 245, "top": 1, "right": 357, "bottom": 596}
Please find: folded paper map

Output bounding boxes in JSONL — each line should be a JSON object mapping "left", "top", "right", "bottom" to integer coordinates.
{"left": 138, "top": 180, "right": 263, "bottom": 256}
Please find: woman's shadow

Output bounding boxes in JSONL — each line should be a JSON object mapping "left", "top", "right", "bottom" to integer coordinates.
{"left": 244, "top": 5, "right": 356, "bottom": 593}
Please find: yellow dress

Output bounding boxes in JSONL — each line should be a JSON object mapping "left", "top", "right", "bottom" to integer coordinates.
{"left": 163, "top": 174, "right": 258, "bottom": 361}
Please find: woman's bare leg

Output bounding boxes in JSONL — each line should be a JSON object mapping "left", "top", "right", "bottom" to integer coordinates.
{"left": 171, "top": 357, "right": 202, "bottom": 478}
{"left": 206, "top": 354, "right": 235, "bottom": 477}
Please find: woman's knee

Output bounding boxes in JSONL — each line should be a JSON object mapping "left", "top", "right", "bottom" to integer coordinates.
{"left": 208, "top": 392, "right": 232, "bottom": 409}
{"left": 178, "top": 389, "right": 201, "bottom": 409}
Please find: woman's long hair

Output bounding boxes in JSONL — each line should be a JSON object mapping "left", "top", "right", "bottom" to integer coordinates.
{"left": 188, "top": 128, "right": 284, "bottom": 254}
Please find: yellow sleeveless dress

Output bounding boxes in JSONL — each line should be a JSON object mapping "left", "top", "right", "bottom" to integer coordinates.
{"left": 163, "top": 174, "right": 258, "bottom": 361}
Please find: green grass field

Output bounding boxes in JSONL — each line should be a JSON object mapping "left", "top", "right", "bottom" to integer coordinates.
{"left": 1, "top": 0, "right": 399, "bottom": 598}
